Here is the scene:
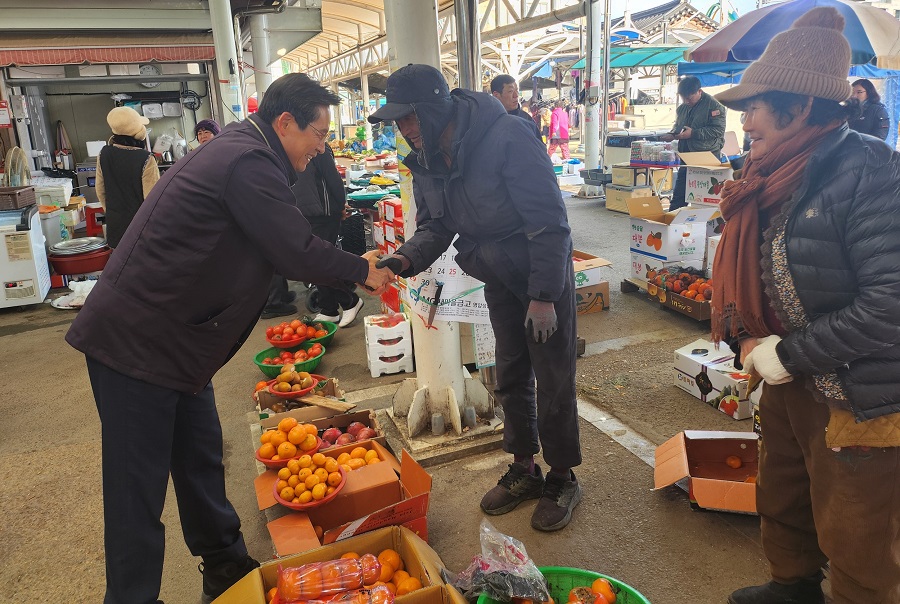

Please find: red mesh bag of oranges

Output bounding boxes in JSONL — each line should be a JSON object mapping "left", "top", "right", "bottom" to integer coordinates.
{"left": 275, "top": 555, "right": 387, "bottom": 603}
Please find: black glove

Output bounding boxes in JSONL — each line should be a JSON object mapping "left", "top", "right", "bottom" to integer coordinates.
{"left": 525, "top": 300, "right": 558, "bottom": 344}
{"left": 376, "top": 253, "right": 410, "bottom": 275}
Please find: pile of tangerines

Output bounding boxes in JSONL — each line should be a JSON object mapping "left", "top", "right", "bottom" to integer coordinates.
{"left": 274, "top": 445, "right": 380, "bottom": 505}
{"left": 266, "top": 549, "right": 422, "bottom": 604}
{"left": 258, "top": 417, "right": 322, "bottom": 462}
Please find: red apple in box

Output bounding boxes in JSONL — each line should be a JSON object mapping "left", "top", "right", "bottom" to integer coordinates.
{"left": 346, "top": 422, "right": 366, "bottom": 437}
{"left": 335, "top": 433, "right": 357, "bottom": 446}
{"left": 356, "top": 427, "right": 377, "bottom": 441}
{"left": 321, "top": 427, "right": 342, "bottom": 444}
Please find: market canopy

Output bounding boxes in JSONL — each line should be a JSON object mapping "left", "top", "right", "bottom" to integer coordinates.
{"left": 686, "top": 0, "right": 900, "bottom": 69}
{"left": 677, "top": 60, "right": 900, "bottom": 86}
{"left": 571, "top": 45, "right": 690, "bottom": 70}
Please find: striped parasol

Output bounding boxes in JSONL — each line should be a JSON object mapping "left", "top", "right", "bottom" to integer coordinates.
{"left": 686, "top": 0, "right": 900, "bottom": 70}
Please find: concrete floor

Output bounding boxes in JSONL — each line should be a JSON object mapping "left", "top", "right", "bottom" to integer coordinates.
{"left": 0, "top": 192, "right": 774, "bottom": 603}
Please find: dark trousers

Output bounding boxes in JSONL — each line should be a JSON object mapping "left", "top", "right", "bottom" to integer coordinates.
{"left": 669, "top": 166, "right": 688, "bottom": 210}
{"left": 758, "top": 380, "right": 900, "bottom": 602}
{"left": 483, "top": 261, "right": 581, "bottom": 469}
{"left": 86, "top": 357, "right": 248, "bottom": 604}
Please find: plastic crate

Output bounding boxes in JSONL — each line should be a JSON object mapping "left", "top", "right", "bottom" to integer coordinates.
{"left": 476, "top": 566, "right": 651, "bottom": 604}
{"left": 0, "top": 186, "right": 37, "bottom": 210}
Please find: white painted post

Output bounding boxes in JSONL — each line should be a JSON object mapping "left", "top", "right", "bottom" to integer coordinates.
{"left": 361, "top": 72, "right": 373, "bottom": 150}
{"left": 583, "top": 0, "right": 602, "bottom": 171}
{"left": 250, "top": 14, "right": 273, "bottom": 99}
{"left": 208, "top": 0, "right": 242, "bottom": 123}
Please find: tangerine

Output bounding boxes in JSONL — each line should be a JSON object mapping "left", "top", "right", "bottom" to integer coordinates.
{"left": 280, "top": 486, "right": 295, "bottom": 500}
{"left": 314, "top": 467, "right": 329, "bottom": 482}
{"left": 371, "top": 587, "right": 392, "bottom": 604}
{"left": 297, "top": 454, "right": 313, "bottom": 468}
{"left": 336, "top": 452, "right": 352, "bottom": 465}
{"left": 359, "top": 553, "right": 380, "bottom": 586}
{"left": 327, "top": 471, "right": 343, "bottom": 487}
{"left": 300, "top": 566, "right": 324, "bottom": 600}
{"left": 298, "top": 490, "right": 313, "bottom": 504}
{"left": 288, "top": 425, "right": 307, "bottom": 445}
{"left": 278, "top": 441, "right": 298, "bottom": 459}
{"left": 347, "top": 458, "right": 366, "bottom": 470}
{"left": 340, "top": 552, "right": 360, "bottom": 559}
{"left": 367, "top": 457, "right": 381, "bottom": 465}
{"left": 312, "top": 452, "right": 327, "bottom": 467}
{"left": 298, "top": 468, "right": 313, "bottom": 481}
{"left": 276, "top": 479, "right": 289, "bottom": 492}
{"left": 340, "top": 463, "right": 353, "bottom": 474}
{"left": 304, "top": 423, "right": 319, "bottom": 436}
{"left": 258, "top": 443, "right": 276, "bottom": 459}
{"left": 392, "top": 570, "right": 410, "bottom": 587}
{"left": 305, "top": 474, "right": 321, "bottom": 489}
{"left": 396, "top": 577, "right": 422, "bottom": 595}
{"left": 364, "top": 450, "right": 379, "bottom": 463}
{"left": 287, "top": 475, "right": 301, "bottom": 489}
{"left": 382, "top": 582, "right": 397, "bottom": 595}
{"left": 255, "top": 381, "right": 268, "bottom": 392}
{"left": 321, "top": 561, "right": 343, "bottom": 591}
{"left": 311, "top": 483, "right": 328, "bottom": 500}
{"left": 726, "top": 455, "right": 743, "bottom": 469}
{"left": 277, "top": 467, "right": 292, "bottom": 480}
{"left": 350, "top": 447, "right": 368, "bottom": 460}
{"left": 269, "top": 431, "right": 288, "bottom": 448}
{"left": 377, "top": 561, "right": 395, "bottom": 583}
{"left": 260, "top": 431, "right": 273, "bottom": 444}
{"left": 287, "top": 459, "right": 301, "bottom": 474}
{"left": 324, "top": 458, "right": 340, "bottom": 473}
{"left": 378, "top": 549, "right": 403, "bottom": 572}
{"left": 299, "top": 434, "right": 318, "bottom": 452}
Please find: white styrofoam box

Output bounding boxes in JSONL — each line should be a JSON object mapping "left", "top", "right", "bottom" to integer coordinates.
{"left": 142, "top": 103, "right": 163, "bottom": 120}
{"left": 630, "top": 252, "right": 703, "bottom": 284}
{"left": 162, "top": 102, "right": 183, "bottom": 117}
{"left": 372, "top": 221, "right": 385, "bottom": 246}
{"left": 367, "top": 353, "right": 414, "bottom": 378}
{"left": 706, "top": 235, "right": 721, "bottom": 278}
{"left": 628, "top": 196, "right": 717, "bottom": 262}
{"left": 31, "top": 176, "right": 74, "bottom": 207}
{"left": 86, "top": 141, "right": 106, "bottom": 157}
{"left": 384, "top": 222, "right": 396, "bottom": 243}
{"left": 383, "top": 199, "right": 402, "bottom": 223}
{"left": 673, "top": 339, "right": 752, "bottom": 420}
{"left": 366, "top": 337, "right": 413, "bottom": 360}
{"left": 364, "top": 314, "right": 411, "bottom": 347}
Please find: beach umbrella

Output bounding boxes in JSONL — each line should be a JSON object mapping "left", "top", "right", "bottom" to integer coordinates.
{"left": 686, "top": 0, "right": 900, "bottom": 69}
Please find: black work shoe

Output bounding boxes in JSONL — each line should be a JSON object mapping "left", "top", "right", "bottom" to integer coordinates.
{"left": 260, "top": 303, "right": 296, "bottom": 319}
{"left": 727, "top": 571, "right": 825, "bottom": 604}
{"left": 199, "top": 555, "right": 261, "bottom": 603}
{"left": 531, "top": 470, "right": 582, "bottom": 531}
{"left": 480, "top": 462, "right": 545, "bottom": 515}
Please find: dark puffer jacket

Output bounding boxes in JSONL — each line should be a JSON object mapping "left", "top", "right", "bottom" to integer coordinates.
{"left": 395, "top": 89, "right": 571, "bottom": 302}
{"left": 769, "top": 125, "right": 900, "bottom": 420}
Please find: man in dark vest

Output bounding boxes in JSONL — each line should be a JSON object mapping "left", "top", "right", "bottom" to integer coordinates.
{"left": 491, "top": 74, "right": 542, "bottom": 140}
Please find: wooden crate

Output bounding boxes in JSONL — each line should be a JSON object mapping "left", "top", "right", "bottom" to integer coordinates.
{"left": 0, "top": 186, "right": 36, "bottom": 210}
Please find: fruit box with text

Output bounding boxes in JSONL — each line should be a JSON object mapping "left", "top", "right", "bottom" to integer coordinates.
{"left": 654, "top": 430, "right": 758, "bottom": 514}
{"left": 673, "top": 339, "right": 752, "bottom": 420}
{"left": 254, "top": 442, "right": 432, "bottom": 557}
{"left": 572, "top": 250, "right": 611, "bottom": 314}
{"left": 677, "top": 151, "right": 734, "bottom": 206}
{"left": 214, "top": 525, "right": 466, "bottom": 604}
{"left": 627, "top": 196, "right": 717, "bottom": 262}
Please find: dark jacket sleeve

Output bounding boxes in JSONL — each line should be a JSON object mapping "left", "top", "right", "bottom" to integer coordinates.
{"left": 500, "top": 127, "right": 572, "bottom": 301}
{"left": 222, "top": 148, "right": 368, "bottom": 285}
{"left": 317, "top": 148, "right": 348, "bottom": 216}
{"left": 778, "top": 151, "right": 900, "bottom": 375}
{"left": 395, "top": 179, "right": 456, "bottom": 276}
{"left": 872, "top": 103, "right": 890, "bottom": 141}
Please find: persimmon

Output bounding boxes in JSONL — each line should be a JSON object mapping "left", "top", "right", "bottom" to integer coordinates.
{"left": 726, "top": 455, "right": 743, "bottom": 469}
{"left": 591, "top": 578, "right": 617, "bottom": 603}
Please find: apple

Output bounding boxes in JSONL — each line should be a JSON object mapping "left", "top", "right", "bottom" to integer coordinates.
{"left": 335, "top": 433, "right": 357, "bottom": 446}
{"left": 346, "top": 422, "right": 366, "bottom": 437}
{"left": 322, "top": 427, "right": 342, "bottom": 444}
{"left": 356, "top": 427, "right": 377, "bottom": 441}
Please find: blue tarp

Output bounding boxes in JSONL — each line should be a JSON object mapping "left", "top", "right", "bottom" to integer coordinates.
{"left": 677, "top": 61, "right": 900, "bottom": 148}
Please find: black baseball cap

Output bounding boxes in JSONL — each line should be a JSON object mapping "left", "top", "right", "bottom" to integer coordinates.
{"left": 368, "top": 64, "right": 451, "bottom": 124}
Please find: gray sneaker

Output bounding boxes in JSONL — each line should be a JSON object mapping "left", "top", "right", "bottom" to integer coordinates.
{"left": 480, "top": 462, "right": 545, "bottom": 515}
{"left": 531, "top": 470, "right": 582, "bottom": 531}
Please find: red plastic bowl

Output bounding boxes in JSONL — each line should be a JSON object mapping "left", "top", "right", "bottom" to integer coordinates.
{"left": 266, "top": 376, "right": 319, "bottom": 399}
{"left": 273, "top": 466, "right": 347, "bottom": 510}
{"left": 265, "top": 334, "right": 308, "bottom": 349}
{"left": 254, "top": 437, "right": 325, "bottom": 469}
{"left": 48, "top": 247, "right": 112, "bottom": 275}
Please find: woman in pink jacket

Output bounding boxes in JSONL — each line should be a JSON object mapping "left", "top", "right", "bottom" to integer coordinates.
{"left": 548, "top": 100, "right": 570, "bottom": 159}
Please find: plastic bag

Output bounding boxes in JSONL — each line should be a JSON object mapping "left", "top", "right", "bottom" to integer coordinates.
{"left": 453, "top": 519, "right": 550, "bottom": 603}
{"left": 274, "top": 585, "right": 393, "bottom": 604}
{"left": 276, "top": 554, "right": 381, "bottom": 602}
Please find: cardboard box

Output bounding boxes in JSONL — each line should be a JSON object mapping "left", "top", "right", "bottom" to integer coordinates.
{"left": 659, "top": 289, "right": 711, "bottom": 321}
{"left": 655, "top": 430, "right": 758, "bottom": 514}
{"left": 576, "top": 283, "right": 609, "bottom": 315}
{"left": 385, "top": 222, "right": 396, "bottom": 243}
{"left": 383, "top": 198, "right": 402, "bottom": 223}
{"left": 214, "top": 526, "right": 464, "bottom": 604}
{"left": 611, "top": 163, "right": 672, "bottom": 189}
{"left": 604, "top": 183, "right": 652, "bottom": 213}
{"left": 629, "top": 252, "right": 702, "bottom": 285}
{"left": 705, "top": 235, "right": 721, "bottom": 278}
{"left": 673, "top": 339, "right": 752, "bottom": 419}
{"left": 373, "top": 221, "right": 385, "bottom": 246}
{"left": 628, "top": 196, "right": 717, "bottom": 262}
{"left": 750, "top": 386, "right": 762, "bottom": 437}
{"left": 677, "top": 152, "right": 734, "bottom": 206}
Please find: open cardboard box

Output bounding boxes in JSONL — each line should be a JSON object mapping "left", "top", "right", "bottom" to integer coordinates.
{"left": 257, "top": 377, "right": 351, "bottom": 418}
{"left": 674, "top": 339, "right": 751, "bottom": 419}
{"left": 214, "top": 525, "right": 465, "bottom": 604}
{"left": 572, "top": 250, "right": 611, "bottom": 314}
{"left": 677, "top": 151, "right": 734, "bottom": 206}
{"left": 628, "top": 196, "right": 717, "bottom": 262}
{"left": 655, "top": 430, "right": 758, "bottom": 514}
{"left": 255, "top": 441, "right": 431, "bottom": 557}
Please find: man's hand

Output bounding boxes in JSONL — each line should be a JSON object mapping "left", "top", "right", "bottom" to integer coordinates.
{"left": 659, "top": 133, "right": 675, "bottom": 143}
{"left": 360, "top": 250, "right": 395, "bottom": 295}
{"left": 375, "top": 253, "right": 411, "bottom": 276}
{"left": 525, "top": 300, "right": 558, "bottom": 344}
{"left": 677, "top": 126, "right": 693, "bottom": 140}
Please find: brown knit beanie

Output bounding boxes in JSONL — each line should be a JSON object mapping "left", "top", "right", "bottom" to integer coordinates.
{"left": 716, "top": 7, "right": 851, "bottom": 109}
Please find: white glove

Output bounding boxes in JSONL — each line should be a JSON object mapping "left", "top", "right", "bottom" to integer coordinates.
{"left": 743, "top": 335, "right": 793, "bottom": 385}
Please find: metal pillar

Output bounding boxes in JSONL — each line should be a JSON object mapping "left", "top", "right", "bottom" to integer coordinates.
{"left": 455, "top": 0, "right": 482, "bottom": 90}
{"left": 383, "top": 0, "right": 491, "bottom": 438}
{"left": 360, "top": 72, "right": 373, "bottom": 149}
{"left": 582, "top": 0, "right": 602, "bottom": 171}
{"left": 600, "top": 0, "right": 612, "bottom": 169}
{"left": 250, "top": 14, "right": 273, "bottom": 99}
{"left": 209, "top": 0, "right": 241, "bottom": 123}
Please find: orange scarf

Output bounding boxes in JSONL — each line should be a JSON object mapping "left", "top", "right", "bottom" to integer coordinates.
{"left": 711, "top": 124, "right": 837, "bottom": 342}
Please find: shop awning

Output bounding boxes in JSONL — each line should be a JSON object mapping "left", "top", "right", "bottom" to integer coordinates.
{"left": 571, "top": 45, "right": 690, "bottom": 70}
{"left": 0, "top": 33, "right": 215, "bottom": 67}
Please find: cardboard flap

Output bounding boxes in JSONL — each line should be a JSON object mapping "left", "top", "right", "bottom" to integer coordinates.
{"left": 665, "top": 205, "right": 718, "bottom": 225}
{"left": 572, "top": 250, "right": 613, "bottom": 270}
{"left": 401, "top": 449, "right": 432, "bottom": 497}
{"left": 402, "top": 525, "right": 448, "bottom": 585}
{"left": 691, "top": 476, "right": 757, "bottom": 513}
{"left": 653, "top": 432, "right": 690, "bottom": 488}
{"left": 322, "top": 492, "right": 430, "bottom": 545}
{"left": 266, "top": 513, "right": 322, "bottom": 557}
{"left": 626, "top": 195, "right": 664, "bottom": 219}
{"left": 684, "top": 430, "right": 758, "bottom": 441}
{"left": 255, "top": 470, "right": 278, "bottom": 510}
{"left": 677, "top": 151, "right": 726, "bottom": 168}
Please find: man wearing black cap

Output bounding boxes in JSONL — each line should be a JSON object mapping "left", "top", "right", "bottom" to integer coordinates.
{"left": 370, "top": 64, "right": 583, "bottom": 532}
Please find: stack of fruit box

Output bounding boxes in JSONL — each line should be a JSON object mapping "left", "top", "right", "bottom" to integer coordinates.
{"left": 364, "top": 314, "right": 414, "bottom": 378}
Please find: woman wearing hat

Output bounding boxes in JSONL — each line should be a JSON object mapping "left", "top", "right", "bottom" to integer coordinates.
{"left": 712, "top": 8, "right": 900, "bottom": 603}
{"left": 194, "top": 118, "right": 221, "bottom": 145}
{"left": 96, "top": 106, "right": 159, "bottom": 248}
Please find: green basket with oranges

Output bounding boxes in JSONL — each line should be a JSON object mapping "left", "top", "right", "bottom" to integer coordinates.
{"left": 476, "top": 566, "right": 650, "bottom": 604}
{"left": 254, "top": 341, "right": 325, "bottom": 378}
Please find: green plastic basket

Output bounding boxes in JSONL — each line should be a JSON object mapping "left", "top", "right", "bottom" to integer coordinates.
{"left": 253, "top": 342, "right": 326, "bottom": 378}
{"left": 305, "top": 320, "right": 338, "bottom": 347}
{"left": 476, "top": 566, "right": 650, "bottom": 604}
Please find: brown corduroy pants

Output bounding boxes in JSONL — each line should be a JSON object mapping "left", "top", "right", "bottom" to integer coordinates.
{"left": 757, "top": 380, "right": 900, "bottom": 603}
